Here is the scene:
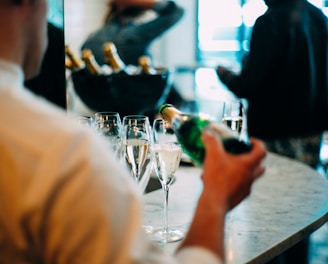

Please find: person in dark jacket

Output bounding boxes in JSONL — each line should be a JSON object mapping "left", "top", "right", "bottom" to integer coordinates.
{"left": 217, "top": 1, "right": 327, "bottom": 263}
{"left": 217, "top": 0, "right": 328, "bottom": 169}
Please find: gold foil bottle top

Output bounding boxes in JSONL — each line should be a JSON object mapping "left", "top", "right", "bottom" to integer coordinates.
{"left": 65, "top": 45, "right": 84, "bottom": 71}
{"left": 81, "top": 49, "right": 101, "bottom": 75}
{"left": 103, "top": 42, "right": 116, "bottom": 52}
{"left": 103, "top": 42, "right": 127, "bottom": 73}
{"left": 159, "top": 104, "right": 181, "bottom": 115}
{"left": 159, "top": 104, "right": 183, "bottom": 123}
{"left": 138, "top": 55, "right": 157, "bottom": 74}
{"left": 65, "top": 58, "right": 73, "bottom": 70}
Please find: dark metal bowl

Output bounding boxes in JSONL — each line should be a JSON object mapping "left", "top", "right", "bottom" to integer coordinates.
{"left": 71, "top": 68, "right": 172, "bottom": 116}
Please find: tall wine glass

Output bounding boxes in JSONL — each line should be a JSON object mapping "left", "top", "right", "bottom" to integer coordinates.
{"left": 151, "top": 118, "right": 183, "bottom": 243}
{"left": 122, "top": 115, "right": 154, "bottom": 234}
{"left": 122, "top": 115, "right": 153, "bottom": 192}
{"left": 95, "top": 111, "right": 123, "bottom": 159}
{"left": 222, "top": 99, "right": 249, "bottom": 143}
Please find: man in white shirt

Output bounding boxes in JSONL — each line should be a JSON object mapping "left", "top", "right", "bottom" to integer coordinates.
{"left": 0, "top": 0, "right": 267, "bottom": 263}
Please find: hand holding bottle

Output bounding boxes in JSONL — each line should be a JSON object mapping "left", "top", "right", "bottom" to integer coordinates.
{"left": 201, "top": 131, "right": 266, "bottom": 210}
{"left": 178, "top": 132, "right": 266, "bottom": 260}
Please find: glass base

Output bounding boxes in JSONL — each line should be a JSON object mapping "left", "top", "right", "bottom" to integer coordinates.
{"left": 142, "top": 225, "right": 154, "bottom": 235}
{"left": 151, "top": 228, "right": 184, "bottom": 243}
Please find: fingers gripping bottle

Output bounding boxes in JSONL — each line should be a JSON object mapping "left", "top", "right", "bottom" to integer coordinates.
{"left": 159, "top": 104, "right": 252, "bottom": 166}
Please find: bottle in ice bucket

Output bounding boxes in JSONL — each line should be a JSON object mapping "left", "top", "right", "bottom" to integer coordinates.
{"left": 138, "top": 55, "right": 157, "bottom": 75}
{"left": 103, "top": 42, "right": 128, "bottom": 75}
{"left": 81, "top": 49, "right": 102, "bottom": 75}
{"left": 159, "top": 104, "right": 252, "bottom": 166}
{"left": 65, "top": 45, "right": 85, "bottom": 72}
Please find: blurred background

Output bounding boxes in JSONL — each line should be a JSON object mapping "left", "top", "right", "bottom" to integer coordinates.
{"left": 63, "top": 0, "right": 328, "bottom": 119}
{"left": 64, "top": 0, "right": 328, "bottom": 69}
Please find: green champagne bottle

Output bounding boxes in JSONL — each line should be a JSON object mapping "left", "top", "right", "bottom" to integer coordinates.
{"left": 159, "top": 104, "right": 252, "bottom": 166}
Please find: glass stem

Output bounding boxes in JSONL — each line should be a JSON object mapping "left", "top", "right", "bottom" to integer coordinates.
{"left": 134, "top": 165, "right": 140, "bottom": 182}
{"left": 163, "top": 184, "right": 169, "bottom": 233}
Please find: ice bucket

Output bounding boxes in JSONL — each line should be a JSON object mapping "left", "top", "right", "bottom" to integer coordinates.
{"left": 71, "top": 68, "right": 172, "bottom": 116}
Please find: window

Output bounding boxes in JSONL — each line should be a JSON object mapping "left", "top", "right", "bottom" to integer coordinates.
{"left": 197, "top": 0, "right": 328, "bottom": 67}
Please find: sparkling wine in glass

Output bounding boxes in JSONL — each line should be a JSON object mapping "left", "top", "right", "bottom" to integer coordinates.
{"left": 222, "top": 100, "right": 243, "bottom": 134}
{"left": 122, "top": 115, "right": 152, "bottom": 189}
{"left": 122, "top": 115, "right": 154, "bottom": 234}
{"left": 222, "top": 99, "right": 250, "bottom": 144}
{"left": 151, "top": 118, "right": 183, "bottom": 243}
{"left": 125, "top": 138, "right": 150, "bottom": 179}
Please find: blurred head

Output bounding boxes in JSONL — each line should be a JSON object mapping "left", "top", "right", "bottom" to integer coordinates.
{"left": 264, "top": 0, "right": 291, "bottom": 7}
{"left": 22, "top": 0, "right": 49, "bottom": 79}
{"left": 104, "top": 0, "right": 147, "bottom": 24}
{"left": 0, "top": 0, "right": 48, "bottom": 79}
{"left": 103, "top": 0, "right": 117, "bottom": 23}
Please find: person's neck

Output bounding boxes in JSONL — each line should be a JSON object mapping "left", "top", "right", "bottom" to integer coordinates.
{"left": 0, "top": 13, "right": 23, "bottom": 69}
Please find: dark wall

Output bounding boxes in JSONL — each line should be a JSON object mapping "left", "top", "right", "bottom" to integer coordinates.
{"left": 25, "top": 22, "right": 66, "bottom": 109}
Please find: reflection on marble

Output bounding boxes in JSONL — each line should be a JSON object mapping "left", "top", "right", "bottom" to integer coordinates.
{"left": 143, "top": 153, "right": 328, "bottom": 263}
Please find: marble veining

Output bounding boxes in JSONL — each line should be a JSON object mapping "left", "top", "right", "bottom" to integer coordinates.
{"left": 143, "top": 153, "right": 328, "bottom": 263}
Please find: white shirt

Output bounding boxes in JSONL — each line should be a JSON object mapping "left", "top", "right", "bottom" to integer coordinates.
{"left": 0, "top": 59, "right": 222, "bottom": 264}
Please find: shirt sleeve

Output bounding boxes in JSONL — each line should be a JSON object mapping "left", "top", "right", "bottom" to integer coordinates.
{"left": 176, "top": 247, "right": 223, "bottom": 264}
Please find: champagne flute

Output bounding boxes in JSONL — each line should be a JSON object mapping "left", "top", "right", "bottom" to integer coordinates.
{"left": 122, "top": 115, "right": 154, "bottom": 234}
{"left": 222, "top": 99, "right": 244, "bottom": 135}
{"left": 95, "top": 111, "right": 123, "bottom": 159}
{"left": 151, "top": 118, "right": 183, "bottom": 243}
{"left": 222, "top": 99, "right": 249, "bottom": 143}
{"left": 122, "top": 115, "right": 152, "bottom": 191}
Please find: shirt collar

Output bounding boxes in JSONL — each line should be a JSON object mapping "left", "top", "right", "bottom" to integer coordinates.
{"left": 0, "top": 59, "right": 24, "bottom": 91}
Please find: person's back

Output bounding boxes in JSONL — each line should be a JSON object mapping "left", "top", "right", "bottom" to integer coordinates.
{"left": 217, "top": 1, "right": 327, "bottom": 263}
{"left": 249, "top": 0, "right": 327, "bottom": 138}
{"left": 0, "top": 61, "right": 143, "bottom": 262}
{"left": 217, "top": 0, "right": 328, "bottom": 166}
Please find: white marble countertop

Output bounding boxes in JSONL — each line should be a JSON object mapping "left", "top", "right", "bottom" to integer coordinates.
{"left": 142, "top": 152, "right": 328, "bottom": 264}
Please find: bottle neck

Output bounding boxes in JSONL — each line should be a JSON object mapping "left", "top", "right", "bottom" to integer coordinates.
{"left": 103, "top": 42, "right": 126, "bottom": 73}
{"left": 67, "top": 53, "right": 84, "bottom": 71}
{"left": 139, "top": 56, "right": 156, "bottom": 74}
{"left": 65, "top": 46, "right": 85, "bottom": 71}
{"left": 65, "top": 58, "right": 73, "bottom": 70}
{"left": 82, "top": 50, "right": 101, "bottom": 74}
{"left": 84, "top": 58, "right": 101, "bottom": 74}
{"left": 107, "top": 53, "right": 125, "bottom": 71}
{"left": 160, "top": 105, "right": 182, "bottom": 124}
